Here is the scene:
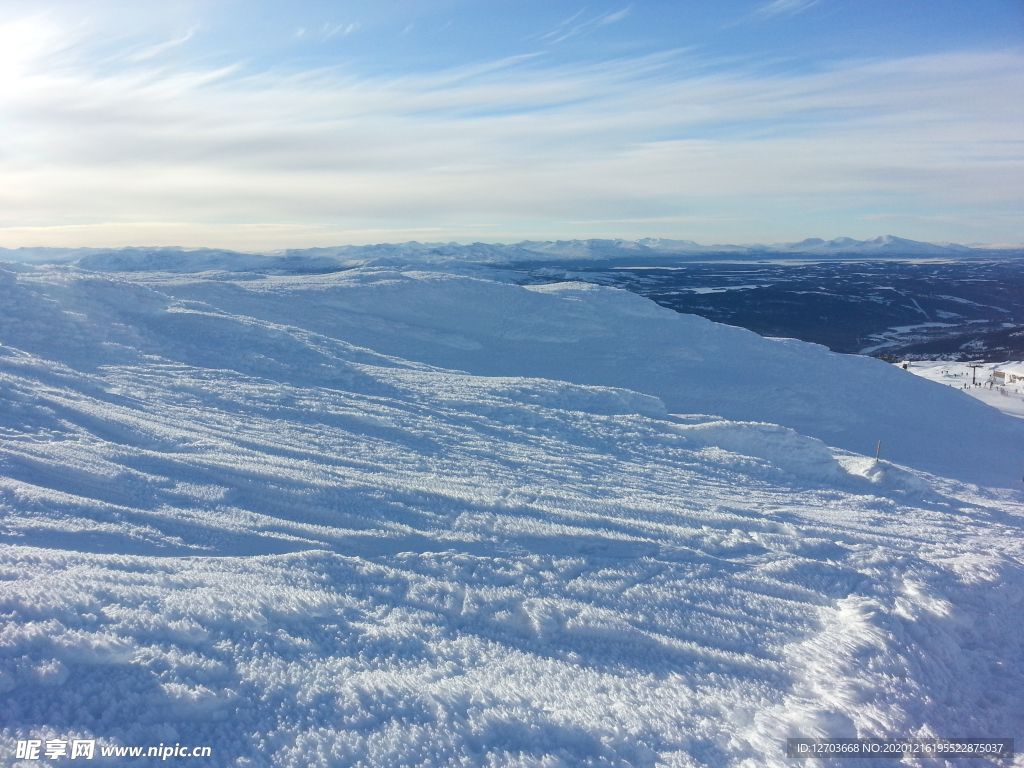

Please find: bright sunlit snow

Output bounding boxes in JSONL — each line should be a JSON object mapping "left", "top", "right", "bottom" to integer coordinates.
{"left": 900, "top": 360, "right": 1024, "bottom": 421}
{"left": 2, "top": 257, "right": 1023, "bottom": 767}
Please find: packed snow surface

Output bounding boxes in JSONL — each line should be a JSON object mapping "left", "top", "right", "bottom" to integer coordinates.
{"left": 901, "top": 360, "right": 1024, "bottom": 420}
{"left": 2, "top": 261, "right": 1023, "bottom": 767}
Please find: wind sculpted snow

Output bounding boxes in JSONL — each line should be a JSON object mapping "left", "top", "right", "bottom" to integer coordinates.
{"left": 1, "top": 262, "right": 1023, "bottom": 767}
{"left": 118, "top": 266, "right": 1024, "bottom": 486}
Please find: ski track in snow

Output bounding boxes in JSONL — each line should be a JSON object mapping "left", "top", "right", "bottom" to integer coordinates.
{"left": 1, "top": 263, "right": 1023, "bottom": 767}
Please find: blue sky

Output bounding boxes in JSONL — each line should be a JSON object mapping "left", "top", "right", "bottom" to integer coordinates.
{"left": 0, "top": 0, "right": 1021, "bottom": 249}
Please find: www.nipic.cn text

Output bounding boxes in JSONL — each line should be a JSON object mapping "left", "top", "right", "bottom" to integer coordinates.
{"left": 16, "top": 740, "right": 212, "bottom": 760}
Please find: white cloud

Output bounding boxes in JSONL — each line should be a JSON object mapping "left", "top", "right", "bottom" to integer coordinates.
{"left": 537, "top": 6, "right": 632, "bottom": 44}
{"left": 0, "top": 15, "right": 1020, "bottom": 247}
{"left": 598, "top": 6, "right": 633, "bottom": 26}
{"left": 321, "top": 21, "right": 359, "bottom": 41}
{"left": 753, "top": 0, "right": 821, "bottom": 19}
{"left": 125, "top": 27, "right": 197, "bottom": 62}
{"left": 0, "top": 15, "right": 68, "bottom": 77}
{"left": 724, "top": 0, "right": 821, "bottom": 27}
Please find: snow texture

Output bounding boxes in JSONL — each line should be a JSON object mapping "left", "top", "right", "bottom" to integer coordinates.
{"left": 1, "top": 260, "right": 1023, "bottom": 767}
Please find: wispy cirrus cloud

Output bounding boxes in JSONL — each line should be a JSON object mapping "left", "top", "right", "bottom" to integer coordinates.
{"left": 0, "top": 13, "right": 1020, "bottom": 248}
{"left": 294, "top": 22, "right": 359, "bottom": 42}
{"left": 598, "top": 6, "right": 632, "bottom": 25}
{"left": 534, "top": 5, "right": 632, "bottom": 45}
{"left": 722, "top": 0, "right": 821, "bottom": 27}
{"left": 125, "top": 26, "right": 197, "bottom": 62}
{"left": 753, "top": 0, "right": 822, "bottom": 19}
{"left": 321, "top": 21, "right": 359, "bottom": 40}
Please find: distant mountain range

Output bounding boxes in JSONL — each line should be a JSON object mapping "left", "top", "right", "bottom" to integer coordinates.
{"left": 0, "top": 236, "right": 1018, "bottom": 272}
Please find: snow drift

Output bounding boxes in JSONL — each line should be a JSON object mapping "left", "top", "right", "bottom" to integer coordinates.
{"left": 132, "top": 267, "right": 1024, "bottom": 487}
{"left": 1, "top": 260, "right": 1022, "bottom": 767}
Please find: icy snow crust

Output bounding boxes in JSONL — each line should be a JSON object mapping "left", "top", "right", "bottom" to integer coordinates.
{"left": 1, "top": 263, "right": 1023, "bottom": 767}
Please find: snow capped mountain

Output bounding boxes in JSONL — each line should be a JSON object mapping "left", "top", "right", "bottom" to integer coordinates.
{"left": 773, "top": 235, "right": 974, "bottom": 255}
{"left": 0, "top": 247, "right": 100, "bottom": 265}
{"left": 634, "top": 238, "right": 703, "bottom": 249}
{"left": 74, "top": 247, "right": 273, "bottom": 273}
{"left": 514, "top": 238, "right": 684, "bottom": 258}
{"left": 1, "top": 260, "right": 1022, "bottom": 766}
{"left": 0, "top": 235, "right": 1006, "bottom": 274}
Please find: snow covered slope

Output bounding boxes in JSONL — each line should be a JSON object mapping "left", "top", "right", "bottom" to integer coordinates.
{"left": 2, "top": 262, "right": 1023, "bottom": 767}
{"left": 136, "top": 267, "right": 1024, "bottom": 487}
{"left": 901, "top": 360, "right": 1024, "bottom": 420}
